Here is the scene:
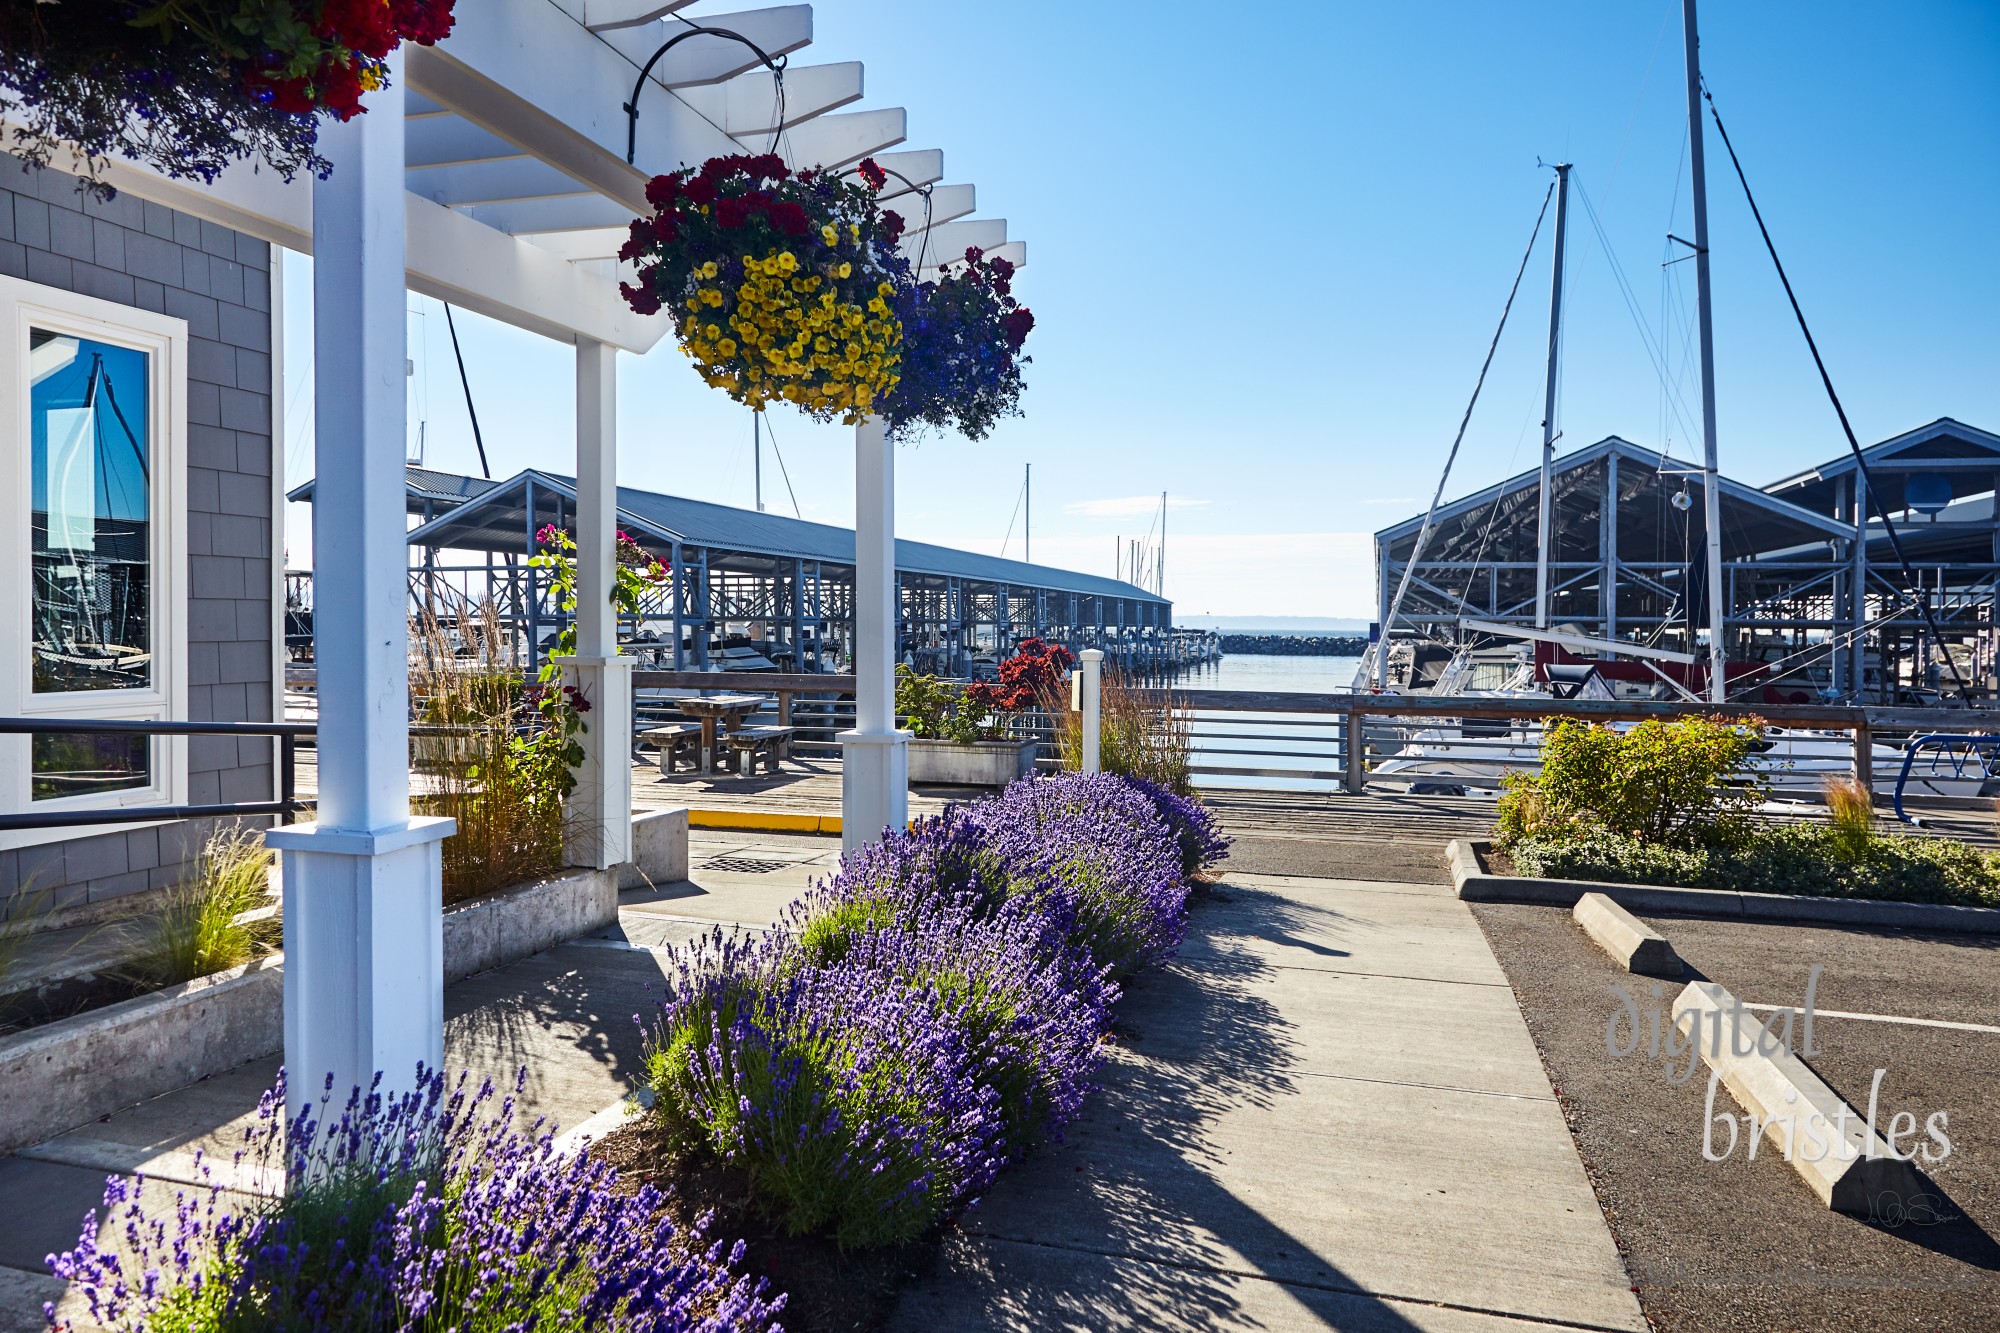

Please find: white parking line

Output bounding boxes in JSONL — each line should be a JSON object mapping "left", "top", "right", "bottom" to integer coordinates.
{"left": 1744, "top": 1003, "right": 2000, "bottom": 1036}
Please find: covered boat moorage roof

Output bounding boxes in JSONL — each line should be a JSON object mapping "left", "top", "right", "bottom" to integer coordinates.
{"left": 1374, "top": 435, "right": 1852, "bottom": 569}
{"left": 1762, "top": 417, "right": 2000, "bottom": 566}
{"left": 292, "top": 465, "right": 1168, "bottom": 608}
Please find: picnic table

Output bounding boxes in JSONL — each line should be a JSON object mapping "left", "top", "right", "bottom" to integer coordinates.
{"left": 673, "top": 693, "right": 771, "bottom": 774}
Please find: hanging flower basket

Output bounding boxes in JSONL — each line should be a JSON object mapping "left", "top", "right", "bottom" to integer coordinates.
{"left": 0, "top": 0, "right": 455, "bottom": 196}
{"left": 883, "top": 245, "right": 1034, "bottom": 441}
{"left": 618, "top": 154, "right": 909, "bottom": 422}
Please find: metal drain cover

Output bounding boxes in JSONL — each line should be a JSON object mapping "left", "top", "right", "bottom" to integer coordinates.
{"left": 701, "top": 856, "right": 795, "bottom": 874}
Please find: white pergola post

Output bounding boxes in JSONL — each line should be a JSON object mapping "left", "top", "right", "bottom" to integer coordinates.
{"left": 560, "top": 337, "right": 633, "bottom": 868}
{"left": 1078, "top": 648, "right": 1104, "bottom": 773}
{"left": 266, "top": 55, "right": 452, "bottom": 1117}
{"left": 840, "top": 415, "right": 909, "bottom": 850}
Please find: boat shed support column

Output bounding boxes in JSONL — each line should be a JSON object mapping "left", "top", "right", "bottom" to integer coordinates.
{"left": 1601, "top": 452, "right": 1619, "bottom": 650}
{"left": 268, "top": 56, "right": 451, "bottom": 1124}
{"left": 841, "top": 416, "right": 908, "bottom": 850}
{"left": 558, "top": 338, "right": 631, "bottom": 870}
{"left": 1831, "top": 477, "right": 1850, "bottom": 697}
{"left": 1853, "top": 475, "right": 1869, "bottom": 699}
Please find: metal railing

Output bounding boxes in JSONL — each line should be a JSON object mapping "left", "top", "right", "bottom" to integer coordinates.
{"left": 1143, "top": 690, "right": 2000, "bottom": 796}
{"left": 0, "top": 717, "right": 317, "bottom": 831}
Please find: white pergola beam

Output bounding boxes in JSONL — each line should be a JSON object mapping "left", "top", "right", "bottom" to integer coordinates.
{"left": 679, "top": 61, "right": 863, "bottom": 137}
{"left": 594, "top": 7, "right": 813, "bottom": 89}
{"left": 406, "top": 155, "right": 594, "bottom": 207}
{"left": 406, "top": 194, "right": 665, "bottom": 350}
{"left": 583, "top": 0, "right": 699, "bottom": 30}
{"left": 456, "top": 193, "right": 642, "bottom": 235}
{"left": 406, "top": 114, "right": 526, "bottom": 169}
{"left": 919, "top": 238, "right": 1024, "bottom": 279}
{"left": 781, "top": 108, "right": 906, "bottom": 170}
{"left": 882, "top": 182, "right": 974, "bottom": 231}
{"left": 846, "top": 149, "right": 942, "bottom": 197}
{"left": 901, "top": 217, "right": 1007, "bottom": 265}
{"left": 414, "top": 2, "right": 745, "bottom": 211}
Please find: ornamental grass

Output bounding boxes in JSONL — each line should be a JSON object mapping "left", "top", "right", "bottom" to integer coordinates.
{"left": 643, "top": 773, "right": 1228, "bottom": 1253}
{"left": 48, "top": 1069, "right": 783, "bottom": 1332}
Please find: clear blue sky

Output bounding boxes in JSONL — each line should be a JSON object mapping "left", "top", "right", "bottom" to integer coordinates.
{"left": 283, "top": 0, "right": 2000, "bottom": 619}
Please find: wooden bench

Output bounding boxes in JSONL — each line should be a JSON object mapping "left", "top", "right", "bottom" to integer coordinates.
{"left": 639, "top": 722, "right": 703, "bottom": 775}
{"left": 723, "top": 725, "right": 794, "bottom": 775}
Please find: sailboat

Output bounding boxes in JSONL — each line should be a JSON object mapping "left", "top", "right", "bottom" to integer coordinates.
{"left": 1366, "top": 0, "right": 1987, "bottom": 800}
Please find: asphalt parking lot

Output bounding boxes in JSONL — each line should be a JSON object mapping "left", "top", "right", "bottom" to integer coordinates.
{"left": 1472, "top": 902, "right": 2000, "bottom": 1333}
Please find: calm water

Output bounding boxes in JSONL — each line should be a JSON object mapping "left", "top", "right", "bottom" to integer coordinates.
{"left": 1174, "top": 653, "right": 1365, "bottom": 791}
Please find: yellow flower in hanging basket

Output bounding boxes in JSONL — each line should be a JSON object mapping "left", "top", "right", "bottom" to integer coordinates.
{"left": 619, "top": 154, "right": 913, "bottom": 422}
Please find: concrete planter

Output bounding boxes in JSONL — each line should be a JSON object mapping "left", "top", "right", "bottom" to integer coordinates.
{"left": 0, "top": 808, "right": 691, "bottom": 1155}
{"left": 907, "top": 738, "right": 1038, "bottom": 787}
{"left": 1448, "top": 838, "right": 2000, "bottom": 935}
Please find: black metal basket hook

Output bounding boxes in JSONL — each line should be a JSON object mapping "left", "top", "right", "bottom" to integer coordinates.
{"left": 625, "top": 25, "right": 789, "bottom": 165}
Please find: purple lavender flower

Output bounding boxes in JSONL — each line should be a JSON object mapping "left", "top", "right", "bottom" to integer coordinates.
{"left": 46, "top": 1068, "right": 784, "bottom": 1332}
{"left": 964, "top": 773, "right": 1193, "bottom": 976}
{"left": 1122, "top": 775, "right": 1233, "bottom": 879}
{"left": 647, "top": 929, "right": 1008, "bottom": 1249}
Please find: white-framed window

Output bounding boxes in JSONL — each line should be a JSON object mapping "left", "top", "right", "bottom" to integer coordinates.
{"left": 0, "top": 275, "right": 188, "bottom": 848}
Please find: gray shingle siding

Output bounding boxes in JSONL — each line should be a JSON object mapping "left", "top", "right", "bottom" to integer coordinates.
{"left": 2, "top": 156, "right": 276, "bottom": 918}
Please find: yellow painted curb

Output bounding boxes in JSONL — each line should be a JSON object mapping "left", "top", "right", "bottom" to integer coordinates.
{"left": 688, "top": 808, "right": 841, "bottom": 836}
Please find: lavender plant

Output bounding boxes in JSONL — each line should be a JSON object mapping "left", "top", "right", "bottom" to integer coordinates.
{"left": 809, "top": 898, "right": 1117, "bottom": 1149}
{"left": 46, "top": 1068, "right": 782, "bottom": 1333}
{"left": 1122, "top": 776, "right": 1233, "bottom": 880}
{"left": 966, "top": 773, "right": 1193, "bottom": 976}
{"left": 641, "top": 772, "right": 1211, "bottom": 1253}
{"left": 784, "top": 808, "right": 1014, "bottom": 966}
{"left": 645, "top": 930, "right": 1007, "bottom": 1250}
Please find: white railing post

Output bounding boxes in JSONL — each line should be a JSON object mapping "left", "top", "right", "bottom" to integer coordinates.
{"left": 839, "top": 416, "right": 909, "bottom": 849}
{"left": 1080, "top": 648, "right": 1103, "bottom": 774}
{"left": 559, "top": 336, "right": 632, "bottom": 870}
{"left": 267, "top": 54, "right": 452, "bottom": 1124}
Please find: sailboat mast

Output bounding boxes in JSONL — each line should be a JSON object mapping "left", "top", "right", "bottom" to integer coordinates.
{"left": 753, "top": 413, "right": 764, "bottom": 512}
{"left": 1533, "top": 162, "right": 1572, "bottom": 632}
{"left": 1682, "top": 0, "right": 1728, "bottom": 702}
{"left": 1024, "top": 463, "right": 1031, "bottom": 563}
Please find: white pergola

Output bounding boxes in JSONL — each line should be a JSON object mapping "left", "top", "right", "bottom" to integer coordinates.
{"left": 58, "top": 0, "right": 1022, "bottom": 1109}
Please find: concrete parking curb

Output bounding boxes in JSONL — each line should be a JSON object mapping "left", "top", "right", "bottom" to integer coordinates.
{"left": 688, "top": 808, "right": 840, "bottom": 836}
{"left": 1573, "top": 892, "right": 1682, "bottom": 976}
{"left": 1673, "top": 980, "right": 1930, "bottom": 1213}
{"left": 1449, "top": 839, "right": 2000, "bottom": 935}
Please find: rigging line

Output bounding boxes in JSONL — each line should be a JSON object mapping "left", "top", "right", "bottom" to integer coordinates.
{"left": 91, "top": 360, "right": 151, "bottom": 490}
{"left": 442, "top": 302, "right": 491, "bottom": 481}
{"left": 998, "top": 474, "right": 1025, "bottom": 558}
{"left": 1701, "top": 77, "right": 1968, "bottom": 695}
{"left": 758, "top": 412, "right": 803, "bottom": 519}
{"left": 1382, "top": 178, "right": 1555, "bottom": 646}
{"left": 1572, "top": 175, "right": 1702, "bottom": 445}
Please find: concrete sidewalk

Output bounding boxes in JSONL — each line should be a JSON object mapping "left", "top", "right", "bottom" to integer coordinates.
{"left": 889, "top": 871, "right": 1648, "bottom": 1332}
{"left": 0, "top": 842, "right": 1646, "bottom": 1333}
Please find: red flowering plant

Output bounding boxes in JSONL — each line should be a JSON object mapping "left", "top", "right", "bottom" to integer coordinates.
{"left": 618, "top": 154, "right": 912, "bottom": 421}
{"left": 883, "top": 246, "right": 1034, "bottom": 441}
{"left": 966, "top": 637, "right": 1074, "bottom": 714}
{"left": 0, "top": 1, "right": 455, "bottom": 198}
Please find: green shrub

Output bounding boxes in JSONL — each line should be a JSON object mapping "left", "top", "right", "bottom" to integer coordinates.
{"left": 1496, "top": 714, "right": 1767, "bottom": 850}
{"left": 1511, "top": 824, "right": 2000, "bottom": 908}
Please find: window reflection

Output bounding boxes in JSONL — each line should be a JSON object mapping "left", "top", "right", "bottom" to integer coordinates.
{"left": 30, "top": 329, "right": 152, "bottom": 694}
{"left": 32, "top": 731, "right": 151, "bottom": 801}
